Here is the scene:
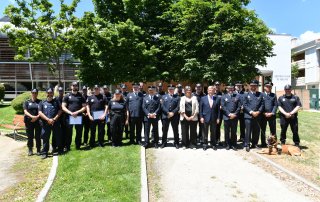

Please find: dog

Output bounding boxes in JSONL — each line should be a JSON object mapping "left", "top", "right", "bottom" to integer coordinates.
{"left": 257, "top": 135, "right": 302, "bottom": 156}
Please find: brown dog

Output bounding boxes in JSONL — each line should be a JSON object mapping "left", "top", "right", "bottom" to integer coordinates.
{"left": 257, "top": 135, "right": 302, "bottom": 156}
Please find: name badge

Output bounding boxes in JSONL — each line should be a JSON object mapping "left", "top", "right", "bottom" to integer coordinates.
{"left": 113, "top": 102, "right": 115, "bottom": 105}
{"left": 282, "top": 98, "right": 285, "bottom": 102}
{"left": 146, "top": 100, "right": 149, "bottom": 103}
{"left": 91, "top": 99, "right": 94, "bottom": 102}
{"left": 129, "top": 96, "right": 132, "bottom": 99}
{"left": 44, "top": 105, "right": 48, "bottom": 109}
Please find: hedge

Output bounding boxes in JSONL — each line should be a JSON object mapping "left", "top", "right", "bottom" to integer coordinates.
{"left": 11, "top": 92, "right": 47, "bottom": 114}
{"left": 0, "top": 83, "right": 5, "bottom": 101}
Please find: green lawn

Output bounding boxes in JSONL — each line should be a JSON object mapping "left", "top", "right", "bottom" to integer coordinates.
{"left": 0, "top": 104, "right": 16, "bottom": 126}
{"left": 46, "top": 140, "right": 141, "bottom": 202}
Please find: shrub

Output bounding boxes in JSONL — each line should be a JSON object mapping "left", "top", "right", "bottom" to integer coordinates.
{"left": 0, "top": 83, "right": 5, "bottom": 102}
{"left": 11, "top": 91, "right": 47, "bottom": 114}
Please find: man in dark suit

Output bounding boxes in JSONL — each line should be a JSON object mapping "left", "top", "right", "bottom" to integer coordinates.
{"left": 235, "top": 81, "right": 246, "bottom": 142}
{"left": 260, "top": 81, "right": 278, "bottom": 147}
{"left": 193, "top": 83, "right": 206, "bottom": 143}
{"left": 127, "top": 83, "right": 144, "bottom": 145}
{"left": 142, "top": 86, "right": 161, "bottom": 148}
{"left": 214, "top": 81, "right": 223, "bottom": 146}
{"left": 161, "top": 84, "right": 180, "bottom": 149}
{"left": 243, "top": 80, "right": 264, "bottom": 152}
{"left": 221, "top": 83, "right": 241, "bottom": 150}
{"left": 199, "top": 86, "right": 221, "bottom": 150}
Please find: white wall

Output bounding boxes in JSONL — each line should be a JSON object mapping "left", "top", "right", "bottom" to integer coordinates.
{"left": 257, "top": 34, "right": 292, "bottom": 91}
{"left": 305, "top": 48, "right": 320, "bottom": 84}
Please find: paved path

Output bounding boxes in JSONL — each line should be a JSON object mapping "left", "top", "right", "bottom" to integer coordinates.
{"left": 0, "top": 134, "right": 24, "bottom": 194}
{"left": 147, "top": 122, "right": 313, "bottom": 202}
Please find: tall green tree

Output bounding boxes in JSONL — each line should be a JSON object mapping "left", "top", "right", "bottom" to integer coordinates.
{"left": 160, "top": 0, "right": 274, "bottom": 83}
{"left": 1, "top": 0, "right": 80, "bottom": 86}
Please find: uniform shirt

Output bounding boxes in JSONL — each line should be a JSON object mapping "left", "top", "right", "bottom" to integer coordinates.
{"left": 243, "top": 91, "right": 264, "bottom": 119}
{"left": 221, "top": 93, "right": 241, "bottom": 120}
{"left": 108, "top": 99, "right": 126, "bottom": 114}
{"left": 126, "top": 91, "right": 144, "bottom": 118}
{"left": 23, "top": 99, "right": 41, "bottom": 116}
{"left": 161, "top": 94, "right": 180, "bottom": 118}
{"left": 104, "top": 92, "right": 112, "bottom": 102}
{"left": 142, "top": 94, "right": 161, "bottom": 119}
{"left": 87, "top": 94, "right": 108, "bottom": 112}
{"left": 122, "top": 91, "right": 129, "bottom": 100}
{"left": 192, "top": 91, "right": 206, "bottom": 104}
{"left": 63, "top": 92, "right": 86, "bottom": 112}
{"left": 262, "top": 92, "right": 278, "bottom": 115}
{"left": 39, "top": 98, "right": 61, "bottom": 119}
{"left": 278, "top": 94, "right": 302, "bottom": 118}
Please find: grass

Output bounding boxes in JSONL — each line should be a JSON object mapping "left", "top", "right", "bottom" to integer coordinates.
{"left": 46, "top": 141, "right": 141, "bottom": 202}
{"left": 0, "top": 104, "right": 17, "bottom": 126}
{"left": 0, "top": 148, "right": 52, "bottom": 202}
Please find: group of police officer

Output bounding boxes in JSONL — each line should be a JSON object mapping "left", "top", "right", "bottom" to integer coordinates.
{"left": 23, "top": 80, "right": 302, "bottom": 158}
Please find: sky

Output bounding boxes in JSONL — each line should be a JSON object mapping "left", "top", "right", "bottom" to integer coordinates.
{"left": 1, "top": 0, "right": 320, "bottom": 44}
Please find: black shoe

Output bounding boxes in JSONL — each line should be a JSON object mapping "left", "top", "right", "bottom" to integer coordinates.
{"left": 250, "top": 145, "right": 257, "bottom": 149}
{"left": 129, "top": 141, "right": 135, "bottom": 145}
{"left": 76, "top": 146, "right": 81, "bottom": 150}
{"left": 226, "top": 145, "right": 230, "bottom": 150}
{"left": 41, "top": 154, "right": 47, "bottom": 159}
{"left": 231, "top": 146, "right": 237, "bottom": 151}
{"left": 28, "top": 148, "right": 33, "bottom": 156}
{"left": 154, "top": 144, "right": 159, "bottom": 149}
{"left": 294, "top": 143, "right": 300, "bottom": 147}
{"left": 143, "top": 143, "right": 149, "bottom": 148}
{"left": 175, "top": 144, "right": 179, "bottom": 149}
{"left": 237, "top": 138, "right": 244, "bottom": 142}
{"left": 213, "top": 146, "right": 217, "bottom": 151}
{"left": 203, "top": 146, "right": 207, "bottom": 151}
{"left": 160, "top": 143, "right": 166, "bottom": 149}
{"left": 246, "top": 146, "right": 250, "bottom": 152}
{"left": 261, "top": 144, "right": 268, "bottom": 148}
{"left": 98, "top": 143, "right": 104, "bottom": 147}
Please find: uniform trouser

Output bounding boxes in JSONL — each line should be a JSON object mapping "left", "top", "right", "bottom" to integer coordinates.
{"left": 239, "top": 113, "right": 245, "bottom": 139}
{"left": 202, "top": 120, "right": 217, "bottom": 147}
{"left": 90, "top": 119, "right": 105, "bottom": 146}
{"left": 129, "top": 117, "right": 143, "bottom": 143}
{"left": 224, "top": 118, "right": 238, "bottom": 147}
{"left": 260, "top": 116, "right": 276, "bottom": 145}
{"left": 83, "top": 115, "right": 90, "bottom": 144}
{"left": 280, "top": 117, "right": 300, "bottom": 144}
{"left": 144, "top": 119, "right": 159, "bottom": 144}
{"left": 42, "top": 122, "right": 61, "bottom": 154}
{"left": 244, "top": 117, "right": 260, "bottom": 147}
{"left": 53, "top": 115, "right": 66, "bottom": 150}
{"left": 197, "top": 114, "right": 203, "bottom": 140}
{"left": 124, "top": 124, "right": 129, "bottom": 138}
{"left": 161, "top": 116, "right": 179, "bottom": 145}
{"left": 181, "top": 120, "right": 197, "bottom": 147}
{"left": 110, "top": 114, "right": 124, "bottom": 145}
{"left": 216, "top": 119, "right": 222, "bottom": 142}
{"left": 106, "top": 122, "right": 111, "bottom": 141}
{"left": 26, "top": 121, "right": 41, "bottom": 150}
{"left": 66, "top": 122, "right": 83, "bottom": 149}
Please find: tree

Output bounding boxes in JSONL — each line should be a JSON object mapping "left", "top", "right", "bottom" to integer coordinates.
{"left": 160, "top": 0, "right": 274, "bottom": 83}
{"left": 1, "top": 0, "right": 80, "bottom": 86}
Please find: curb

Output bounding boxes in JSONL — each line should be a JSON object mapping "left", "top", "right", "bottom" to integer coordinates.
{"left": 252, "top": 152, "right": 320, "bottom": 193}
{"left": 36, "top": 155, "right": 58, "bottom": 202}
{"left": 141, "top": 147, "right": 149, "bottom": 202}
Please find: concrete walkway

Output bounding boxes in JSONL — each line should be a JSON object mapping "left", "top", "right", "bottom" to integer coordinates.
{"left": 147, "top": 122, "right": 313, "bottom": 202}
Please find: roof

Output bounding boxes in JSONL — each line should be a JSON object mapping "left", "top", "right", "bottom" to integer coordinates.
{"left": 0, "top": 16, "right": 10, "bottom": 22}
{"left": 292, "top": 39, "right": 320, "bottom": 55}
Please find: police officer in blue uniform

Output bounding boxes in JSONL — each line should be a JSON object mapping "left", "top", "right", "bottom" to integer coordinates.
{"left": 157, "top": 83, "right": 165, "bottom": 97}
{"left": 62, "top": 82, "right": 86, "bottom": 151}
{"left": 82, "top": 86, "right": 90, "bottom": 145}
{"left": 235, "top": 81, "right": 246, "bottom": 142}
{"left": 23, "top": 88, "right": 41, "bottom": 156}
{"left": 243, "top": 80, "right": 264, "bottom": 152}
{"left": 161, "top": 84, "right": 180, "bottom": 149}
{"left": 87, "top": 85, "right": 108, "bottom": 148}
{"left": 260, "top": 81, "right": 278, "bottom": 147}
{"left": 56, "top": 87, "right": 67, "bottom": 152}
{"left": 142, "top": 86, "right": 161, "bottom": 148}
{"left": 193, "top": 83, "right": 206, "bottom": 143}
{"left": 108, "top": 89, "right": 129, "bottom": 147}
{"left": 126, "top": 82, "right": 144, "bottom": 145}
{"left": 176, "top": 83, "right": 185, "bottom": 97}
{"left": 214, "top": 81, "right": 224, "bottom": 146}
{"left": 38, "top": 88, "right": 62, "bottom": 158}
{"left": 221, "top": 83, "right": 241, "bottom": 150}
{"left": 278, "top": 84, "right": 302, "bottom": 146}
{"left": 103, "top": 85, "right": 112, "bottom": 142}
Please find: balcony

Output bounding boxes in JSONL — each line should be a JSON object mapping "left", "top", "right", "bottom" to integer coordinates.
{"left": 292, "top": 60, "right": 305, "bottom": 70}
{"left": 292, "top": 77, "right": 305, "bottom": 86}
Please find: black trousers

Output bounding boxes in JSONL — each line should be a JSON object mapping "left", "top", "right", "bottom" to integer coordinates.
{"left": 66, "top": 117, "right": 83, "bottom": 149}
{"left": 216, "top": 119, "right": 222, "bottom": 142}
{"left": 42, "top": 122, "right": 61, "bottom": 154}
{"left": 244, "top": 117, "right": 260, "bottom": 147}
{"left": 202, "top": 120, "right": 217, "bottom": 146}
{"left": 197, "top": 114, "right": 203, "bottom": 140}
{"left": 224, "top": 119, "right": 238, "bottom": 147}
{"left": 239, "top": 113, "right": 245, "bottom": 139}
{"left": 260, "top": 116, "right": 276, "bottom": 145}
{"left": 90, "top": 119, "right": 105, "bottom": 146}
{"left": 25, "top": 121, "right": 41, "bottom": 150}
{"left": 144, "top": 118, "right": 159, "bottom": 144}
{"left": 181, "top": 120, "right": 197, "bottom": 147}
{"left": 161, "top": 116, "right": 179, "bottom": 145}
{"left": 124, "top": 124, "right": 129, "bottom": 138}
{"left": 110, "top": 114, "right": 124, "bottom": 145}
{"left": 55, "top": 114, "right": 67, "bottom": 150}
{"left": 82, "top": 115, "right": 90, "bottom": 144}
{"left": 280, "top": 117, "right": 300, "bottom": 144}
{"left": 129, "top": 117, "right": 143, "bottom": 143}
{"left": 106, "top": 122, "right": 111, "bottom": 141}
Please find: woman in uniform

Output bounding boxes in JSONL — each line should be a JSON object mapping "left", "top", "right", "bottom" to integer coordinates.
{"left": 108, "top": 89, "right": 129, "bottom": 147}
{"left": 23, "top": 88, "right": 41, "bottom": 156}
